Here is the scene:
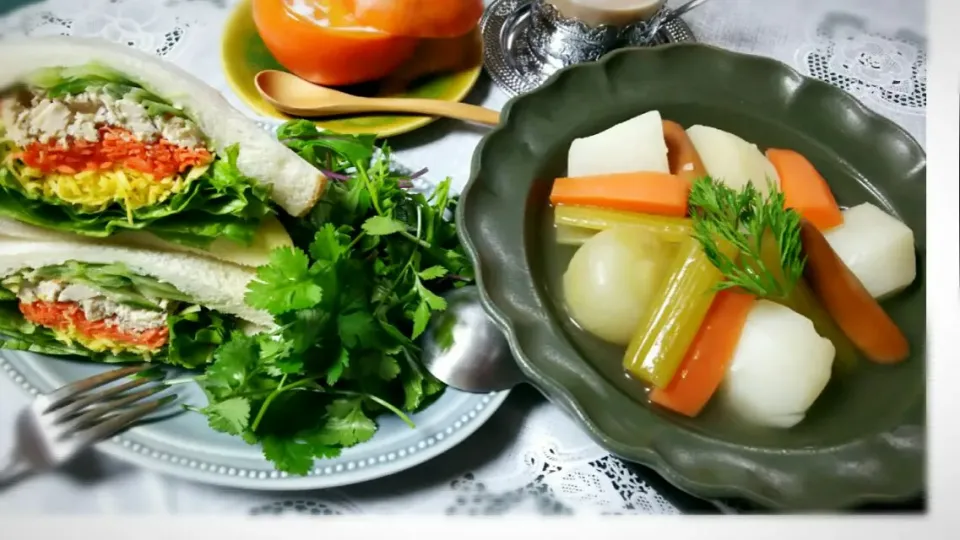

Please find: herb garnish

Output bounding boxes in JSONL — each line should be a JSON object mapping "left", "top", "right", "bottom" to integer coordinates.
{"left": 176, "top": 120, "right": 473, "bottom": 475}
{"left": 687, "top": 176, "right": 805, "bottom": 300}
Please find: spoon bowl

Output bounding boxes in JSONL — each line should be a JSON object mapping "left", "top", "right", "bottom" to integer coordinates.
{"left": 419, "top": 285, "right": 524, "bottom": 393}
{"left": 254, "top": 70, "right": 501, "bottom": 125}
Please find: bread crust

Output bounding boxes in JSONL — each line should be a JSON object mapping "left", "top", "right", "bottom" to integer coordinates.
{"left": 0, "top": 216, "right": 292, "bottom": 268}
{"left": 0, "top": 236, "right": 275, "bottom": 329}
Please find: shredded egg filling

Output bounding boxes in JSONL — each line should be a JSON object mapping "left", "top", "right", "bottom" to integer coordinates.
{"left": 2, "top": 125, "right": 211, "bottom": 222}
{"left": 15, "top": 166, "right": 189, "bottom": 217}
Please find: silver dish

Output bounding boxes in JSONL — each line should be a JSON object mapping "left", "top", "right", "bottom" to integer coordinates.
{"left": 482, "top": 0, "right": 696, "bottom": 96}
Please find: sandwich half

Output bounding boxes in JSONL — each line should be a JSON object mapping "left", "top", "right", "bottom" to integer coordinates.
{"left": 0, "top": 37, "right": 328, "bottom": 266}
{"left": 0, "top": 236, "right": 273, "bottom": 369}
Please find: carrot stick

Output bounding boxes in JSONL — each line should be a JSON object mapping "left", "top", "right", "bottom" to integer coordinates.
{"left": 549, "top": 172, "right": 690, "bottom": 216}
{"left": 798, "top": 219, "right": 909, "bottom": 363}
{"left": 662, "top": 120, "right": 708, "bottom": 184}
{"left": 766, "top": 148, "right": 843, "bottom": 231}
{"left": 649, "top": 289, "right": 756, "bottom": 417}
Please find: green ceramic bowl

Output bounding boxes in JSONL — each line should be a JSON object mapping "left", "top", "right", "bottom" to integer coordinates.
{"left": 458, "top": 44, "right": 926, "bottom": 511}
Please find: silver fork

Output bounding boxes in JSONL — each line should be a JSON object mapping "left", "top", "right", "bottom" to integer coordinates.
{"left": 0, "top": 365, "right": 175, "bottom": 488}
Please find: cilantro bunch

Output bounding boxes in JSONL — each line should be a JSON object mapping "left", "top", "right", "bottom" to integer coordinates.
{"left": 187, "top": 121, "right": 474, "bottom": 475}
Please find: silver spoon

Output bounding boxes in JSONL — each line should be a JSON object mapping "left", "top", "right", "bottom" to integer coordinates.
{"left": 420, "top": 285, "right": 524, "bottom": 393}
{"left": 635, "top": 0, "right": 711, "bottom": 43}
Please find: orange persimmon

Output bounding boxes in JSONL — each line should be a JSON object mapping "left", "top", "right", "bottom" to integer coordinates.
{"left": 252, "top": 0, "right": 419, "bottom": 87}
{"left": 350, "top": 0, "right": 483, "bottom": 38}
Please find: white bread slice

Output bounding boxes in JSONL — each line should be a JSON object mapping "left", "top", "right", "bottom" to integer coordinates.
{"left": 0, "top": 216, "right": 292, "bottom": 268}
{"left": 0, "top": 237, "right": 275, "bottom": 329}
{"left": 0, "top": 36, "right": 327, "bottom": 217}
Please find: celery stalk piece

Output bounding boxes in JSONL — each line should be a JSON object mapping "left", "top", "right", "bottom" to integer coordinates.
{"left": 555, "top": 223, "right": 597, "bottom": 246}
{"left": 622, "top": 237, "right": 733, "bottom": 388}
{"left": 554, "top": 205, "right": 693, "bottom": 244}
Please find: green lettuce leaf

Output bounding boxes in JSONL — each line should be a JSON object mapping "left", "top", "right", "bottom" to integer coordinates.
{"left": 0, "top": 143, "right": 274, "bottom": 249}
{"left": 3, "top": 261, "right": 195, "bottom": 309}
{"left": 165, "top": 306, "right": 232, "bottom": 369}
{"left": 24, "top": 63, "right": 188, "bottom": 120}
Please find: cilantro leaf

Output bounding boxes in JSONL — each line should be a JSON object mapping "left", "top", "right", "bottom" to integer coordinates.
{"left": 313, "top": 398, "right": 377, "bottom": 447}
{"left": 326, "top": 347, "right": 350, "bottom": 386}
{"left": 378, "top": 355, "right": 401, "bottom": 381}
{"left": 280, "top": 307, "right": 329, "bottom": 356}
{"left": 411, "top": 300, "right": 432, "bottom": 340}
{"left": 337, "top": 309, "right": 378, "bottom": 349}
{"left": 258, "top": 338, "right": 295, "bottom": 377}
{"left": 203, "top": 397, "right": 250, "bottom": 435}
{"left": 415, "top": 277, "right": 447, "bottom": 311}
{"left": 261, "top": 433, "right": 341, "bottom": 476}
{"left": 203, "top": 331, "right": 260, "bottom": 395}
{"left": 418, "top": 266, "right": 448, "bottom": 280}
{"left": 309, "top": 223, "right": 350, "bottom": 263}
{"left": 245, "top": 247, "right": 323, "bottom": 315}
{"left": 401, "top": 368, "right": 425, "bottom": 412}
{"left": 361, "top": 216, "right": 407, "bottom": 236}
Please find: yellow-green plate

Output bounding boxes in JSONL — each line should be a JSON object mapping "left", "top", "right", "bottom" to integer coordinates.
{"left": 221, "top": 0, "right": 484, "bottom": 138}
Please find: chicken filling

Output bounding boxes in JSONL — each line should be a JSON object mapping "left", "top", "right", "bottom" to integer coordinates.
{"left": 15, "top": 279, "right": 173, "bottom": 352}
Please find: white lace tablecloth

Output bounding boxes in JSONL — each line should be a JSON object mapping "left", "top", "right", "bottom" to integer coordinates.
{"left": 0, "top": 0, "right": 926, "bottom": 515}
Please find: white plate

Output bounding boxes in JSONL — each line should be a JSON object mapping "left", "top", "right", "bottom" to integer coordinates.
{"left": 1, "top": 350, "right": 509, "bottom": 489}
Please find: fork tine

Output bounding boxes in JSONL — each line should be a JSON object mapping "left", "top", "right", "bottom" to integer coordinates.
{"left": 75, "top": 394, "right": 177, "bottom": 444}
{"left": 56, "top": 385, "right": 171, "bottom": 434}
{"left": 50, "top": 374, "right": 162, "bottom": 420}
{"left": 45, "top": 364, "right": 154, "bottom": 412}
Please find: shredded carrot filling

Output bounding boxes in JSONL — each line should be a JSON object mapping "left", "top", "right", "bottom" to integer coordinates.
{"left": 18, "top": 126, "right": 212, "bottom": 180}
{"left": 20, "top": 301, "right": 169, "bottom": 351}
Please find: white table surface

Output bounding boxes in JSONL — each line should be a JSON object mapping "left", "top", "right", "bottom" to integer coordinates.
{"left": 0, "top": 0, "right": 926, "bottom": 515}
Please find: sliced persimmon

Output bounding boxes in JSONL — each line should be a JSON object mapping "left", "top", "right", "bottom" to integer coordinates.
{"left": 350, "top": 0, "right": 483, "bottom": 39}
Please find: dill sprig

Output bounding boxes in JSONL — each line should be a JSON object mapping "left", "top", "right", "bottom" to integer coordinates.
{"left": 688, "top": 177, "right": 805, "bottom": 300}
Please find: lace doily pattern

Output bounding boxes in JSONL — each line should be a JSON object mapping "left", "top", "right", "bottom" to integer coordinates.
{"left": 0, "top": 0, "right": 197, "bottom": 60}
{"left": 216, "top": 400, "right": 681, "bottom": 516}
{"left": 797, "top": 13, "right": 926, "bottom": 115}
{"left": 249, "top": 495, "right": 363, "bottom": 517}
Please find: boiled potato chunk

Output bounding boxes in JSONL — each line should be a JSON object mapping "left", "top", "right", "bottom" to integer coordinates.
{"left": 686, "top": 125, "right": 781, "bottom": 196}
{"left": 719, "top": 300, "right": 835, "bottom": 429}
{"left": 563, "top": 226, "right": 672, "bottom": 345}
{"left": 567, "top": 110, "right": 670, "bottom": 177}
{"left": 824, "top": 202, "right": 917, "bottom": 299}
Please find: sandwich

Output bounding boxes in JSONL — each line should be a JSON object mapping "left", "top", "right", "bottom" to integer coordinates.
{"left": 0, "top": 37, "right": 328, "bottom": 267}
{"left": 0, "top": 235, "right": 273, "bottom": 368}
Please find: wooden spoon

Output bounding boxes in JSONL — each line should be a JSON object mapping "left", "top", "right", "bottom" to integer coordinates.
{"left": 254, "top": 70, "right": 500, "bottom": 126}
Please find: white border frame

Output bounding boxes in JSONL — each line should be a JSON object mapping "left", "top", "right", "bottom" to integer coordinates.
{"left": 3, "top": 0, "right": 960, "bottom": 535}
